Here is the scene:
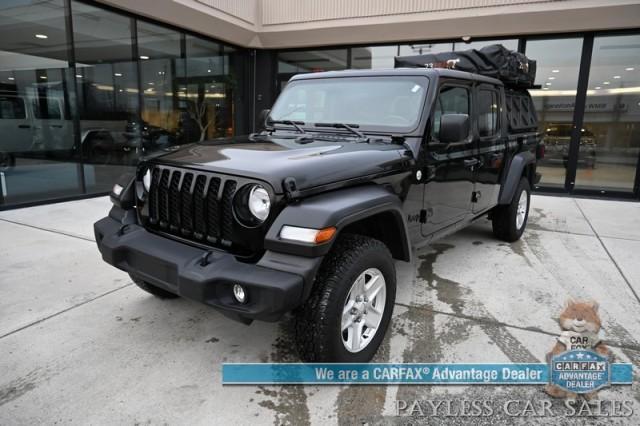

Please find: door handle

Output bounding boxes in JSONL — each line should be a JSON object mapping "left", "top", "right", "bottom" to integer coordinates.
{"left": 18, "top": 124, "right": 31, "bottom": 129}
{"left": 464, "top": 158, "right": 479, "bottom": 167}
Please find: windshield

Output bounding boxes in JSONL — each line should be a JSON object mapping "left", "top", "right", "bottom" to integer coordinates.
{"left": 270, "top": 76, "right": 428, "bottom": 132}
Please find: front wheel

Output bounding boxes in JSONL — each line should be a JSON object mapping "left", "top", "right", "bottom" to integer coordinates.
{"left": 491, "top": 177, "right": 531, "bottom": 242}
{"left": 294, "top": 234, "right": 396, "bottom": 362}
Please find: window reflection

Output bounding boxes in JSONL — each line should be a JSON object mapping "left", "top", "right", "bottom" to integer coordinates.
{"left": 398, "top": 43, "right": 453, "bottom": 56}
{"left": 526, "top": 38, "right": 584, "bottom": 188}
{"left": 72, "top": 1, "right": 138, "bottom": 192}
{"left": 183, "top": 35, "right": 234, "bottom": 141}
{"left": 137, "top": 21, "right": 183, "bottom": 153}
{"left": 351, "top": 45, "right": 397, "bottom": 69}
{"left": 575, "top": 35, "right": 640, "bottom": 192}
{"left": 453, "top": 39, "right": 518, "bottom": 51}
{"left": 277, "top": 49, "right": 348, "bottom": 91}
{"left": 0, "top": 0, "right": 241, "bottom": 208}
{"left": 0, "top": 0, "right": 81, "bottom": 204}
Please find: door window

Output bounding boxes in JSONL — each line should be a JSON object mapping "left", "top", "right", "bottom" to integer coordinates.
{"left": 478, "top": 89, "right": 499, "bottom": 137}
{"left": 0, "top": 96, "right": 26, "bottom": 119}
{"left": 31, "top": 97, "right": 63, "bottom": 119}
{"left": 432, "top": 86, "right": 470, "bottom": 140}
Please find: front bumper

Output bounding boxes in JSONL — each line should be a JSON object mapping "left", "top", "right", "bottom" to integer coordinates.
{"left": 94, "top": 215, "right": 322, "bottom": 322}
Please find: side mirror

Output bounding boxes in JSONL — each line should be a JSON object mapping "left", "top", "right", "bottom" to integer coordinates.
{"left": 257, "top": 109, "right": 271, "bottom": 131}
{"left": 439, "top": 114, "right": 469, "bottom": 144}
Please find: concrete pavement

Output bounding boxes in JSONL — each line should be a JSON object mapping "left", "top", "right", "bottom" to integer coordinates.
{"left": 0, "top": 195, "right": 639, "bottom": 425}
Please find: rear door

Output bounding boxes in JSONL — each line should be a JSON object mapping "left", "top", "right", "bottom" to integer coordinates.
{"left": 0, "top": 95, "right": 33, "bottom": 153}
{"left": 31, "top": 96, "right": 72, "bottom": 152}
{"left": 421, "top": 81, "right": 476, "bottom": 238}
{"left": 473, "top": 84, "right": 503, "bottom": 213}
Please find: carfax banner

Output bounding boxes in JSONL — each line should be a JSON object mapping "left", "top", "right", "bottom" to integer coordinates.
{"left": 223, "top": 357, "right": 633, "bottom": 388}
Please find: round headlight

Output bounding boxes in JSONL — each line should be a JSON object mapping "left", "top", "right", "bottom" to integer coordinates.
{"left": 143, "top": 168, "right": 152, "bottom": 191}
{"left": 248, "top": 185, "right": 270, "bottom": 221}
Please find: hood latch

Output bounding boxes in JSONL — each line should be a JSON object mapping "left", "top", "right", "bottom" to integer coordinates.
{"left": 283, "top": 177, "right": 301, "bottom": 201}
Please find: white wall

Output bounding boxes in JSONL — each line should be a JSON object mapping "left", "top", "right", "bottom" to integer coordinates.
{"left": 96, "top": 0, "right": 640, "bottom": 48}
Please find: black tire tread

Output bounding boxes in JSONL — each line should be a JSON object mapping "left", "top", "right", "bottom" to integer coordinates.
{"left": 294, "top": 234, "right": 394, "bottom": 362}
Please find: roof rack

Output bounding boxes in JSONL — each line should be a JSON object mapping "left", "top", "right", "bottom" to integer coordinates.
{"left": 394, "top": 44, "right": 537, "bottom": 89}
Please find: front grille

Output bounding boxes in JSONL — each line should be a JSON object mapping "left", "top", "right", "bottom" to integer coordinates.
{"left": 145, "top": 165, "right": 239, "bottom": 248}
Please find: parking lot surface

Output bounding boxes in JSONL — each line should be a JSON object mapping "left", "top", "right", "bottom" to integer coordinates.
{"left": 1, "top": 195, "right": 639, "bottom": 425}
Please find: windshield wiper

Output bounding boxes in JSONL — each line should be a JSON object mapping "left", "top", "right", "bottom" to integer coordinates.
{"left": 269, "top": 119, "right": 306, "bottom": 134}
{"left": 314, "top": 122, "right": 367, "bottom": 140}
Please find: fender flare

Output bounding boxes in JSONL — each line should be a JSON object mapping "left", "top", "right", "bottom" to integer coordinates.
{"left": 498, "top": 151, "right": 536, "bottom": 205}
{"left": 264, "top": 185, "right": 411, "bottom": 261}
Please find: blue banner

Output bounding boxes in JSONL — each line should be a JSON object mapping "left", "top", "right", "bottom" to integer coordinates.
{"left": 222, "top": 362, "right": 633, "bottom": 385}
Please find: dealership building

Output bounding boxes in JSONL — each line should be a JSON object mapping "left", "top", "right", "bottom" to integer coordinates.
{"left": 0, "top": 0, "right": 639, "bottom": 209}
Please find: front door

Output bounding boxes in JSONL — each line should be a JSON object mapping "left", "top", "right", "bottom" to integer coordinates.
{"left": 421, "top": 82, "right": 476, "bottom": 238}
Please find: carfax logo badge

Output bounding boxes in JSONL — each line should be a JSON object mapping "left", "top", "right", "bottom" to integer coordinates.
{"left": 550, "top": 349, "right": 610, "bottom": 394}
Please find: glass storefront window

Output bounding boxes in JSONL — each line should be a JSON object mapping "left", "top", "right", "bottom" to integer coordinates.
{"left": 0, "top": 0, "right": 81, "bottom": 205}
{"left": 575, "top": 35, "right": 640, "bottom": 192}
{"left": 0, "top": 1, "right": 243, "bottom": 208}
{"left": 526, "top": 38, "right": 584, "bottom": 188}
{"left": 137, "top": 21, "right": 184, "bottom": 155}
{"left": 351, "top": 45, "right": 398, "bottom": 69}
{"left": 184, "top": 35, "right": 234, "bottom": 141}
{"left": 72, "top": 1, "right": 138, "bottom": 193}
{"left": 398, "top": 43, "right": 453, "bottom": 56}
{"left": 453, "top": 39, "right": 518, "bottom": 51}
{"left": 277, "top": 49, "right": 348, "bottom": 91}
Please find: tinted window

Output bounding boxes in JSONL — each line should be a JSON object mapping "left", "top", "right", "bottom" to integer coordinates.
{"left": 432, "top": 86, "right": 469, "bottom": 139}
{"left": 478, "top": 89, "right": 498, "bottom": 136}
{"left": 32, "top": 97, "right": 62, "bottom": 119}
{"left": 0, "top": 96, "right": 26, "bottom": 119}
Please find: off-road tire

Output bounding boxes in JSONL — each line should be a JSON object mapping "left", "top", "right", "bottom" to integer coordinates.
{"left": 491, "top": 177, "right": 531, "bottom": 242}
{"left": 0, "top": 152, "right": 15, "bottom": 172}
{"left": 294, "top": 234, "right": 396, "bottom": 362}
{"left": 130, "top": 275, "right": 179, "bottom": 299}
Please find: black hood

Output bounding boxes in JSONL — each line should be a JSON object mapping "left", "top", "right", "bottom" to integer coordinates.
{"left": 149, "top": 135, "right": 410, "bottom": 194}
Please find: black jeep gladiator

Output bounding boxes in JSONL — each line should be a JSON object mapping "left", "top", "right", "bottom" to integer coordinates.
{"left": 95, "top": 46, "right": 542, "bottom": 362}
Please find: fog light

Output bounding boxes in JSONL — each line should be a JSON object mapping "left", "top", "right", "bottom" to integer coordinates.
{"left": 233, "top": 284, "right": 247, "bottom": 304}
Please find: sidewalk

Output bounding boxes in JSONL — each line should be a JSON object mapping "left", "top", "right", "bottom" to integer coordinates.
{"left": 1, "top": 195, "right": 639, "bottom": 425}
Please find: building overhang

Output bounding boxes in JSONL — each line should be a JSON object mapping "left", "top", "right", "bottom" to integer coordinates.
{"left": 98, "top": 0, "right": 640, "bottom": 49}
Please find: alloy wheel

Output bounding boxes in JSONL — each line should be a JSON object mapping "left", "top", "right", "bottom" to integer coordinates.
{"left": 341, "top": 268, "right": 386, "bottom": 353}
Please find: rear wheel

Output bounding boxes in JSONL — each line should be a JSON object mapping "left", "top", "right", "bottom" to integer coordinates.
{"left": 0, "top": 152, "right": 15, "bottom": 172}
{"left": 130, "top": 275, "right": 179, "bottom": 299}
{"left": 294, "top": 234, "right": 396, "bottom": 362}
{"left": 492, "top": 177, "right": 531, "bottom": 242}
